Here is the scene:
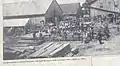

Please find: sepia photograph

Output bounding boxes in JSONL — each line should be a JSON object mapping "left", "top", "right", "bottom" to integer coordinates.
{"left": 3, "top": 0, "right": 120, "bottom": 60}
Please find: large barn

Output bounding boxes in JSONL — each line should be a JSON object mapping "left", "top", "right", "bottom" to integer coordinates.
{"left": 3, "top": 0, "right": 83, "bottom": 34}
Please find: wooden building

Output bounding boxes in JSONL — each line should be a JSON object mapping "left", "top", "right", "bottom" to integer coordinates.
{"left": 3, "top": 0, "right": 83, "bottom": 33}
{"left": 3, "top": 19, "right": 29, "bottom": 36}
{"left": 82, "top": 0, "right": 120, "bottom": 17}
{"left": 60, "top": 3, "right": 82, "bottom": 18}
{"left": 45, "top": 0, "right": 63, "bottom": 25}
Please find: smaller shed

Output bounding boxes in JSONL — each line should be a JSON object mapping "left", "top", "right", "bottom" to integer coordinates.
{"left": 24, "top": 17, "right": 45, "bottom": 34}
{"left": 3, "top": 18, "right": 29, "bottom": 36}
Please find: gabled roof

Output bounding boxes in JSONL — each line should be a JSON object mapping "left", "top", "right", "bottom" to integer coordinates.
{"left": 60, "top": 3, "right": 81, "bottom": 15}
{"left": 90, "top": 6, "right": 120, "bottom": 14}
{"left": 3, "top": 0, "right": 53, "bottom": 17}
{"left": 45, "top": 0, "right": 63, "bottom": 18}
{"left": 3, "top": 0, "right": 83, "bottom": 19}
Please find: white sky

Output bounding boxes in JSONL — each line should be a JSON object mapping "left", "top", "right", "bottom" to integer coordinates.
{"left": 3, "top": 0, "right": 85, "bottom": 5}
{"left": 3, "top": 0, "right": 33, "bottom": 3}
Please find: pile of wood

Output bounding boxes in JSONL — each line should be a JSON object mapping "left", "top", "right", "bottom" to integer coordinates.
{"left": 28, "top": 42, "right": 71, "bottom": 58}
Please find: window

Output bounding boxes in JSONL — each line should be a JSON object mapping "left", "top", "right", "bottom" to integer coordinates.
{"left": 100, "top": 3, "right": 103, "bottom": 8}
{"left": 108, "top": 2, "right": 111, "bottom": 4}
{"left": 100, "top": 5, "right": 103, "bottom": 8}
{"left": 115, "top": 1, "right": 119, "bottom": 7}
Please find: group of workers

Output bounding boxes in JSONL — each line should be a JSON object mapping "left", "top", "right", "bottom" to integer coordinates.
{"left": 32, "top": 15, "right": 120, "bottom": 45}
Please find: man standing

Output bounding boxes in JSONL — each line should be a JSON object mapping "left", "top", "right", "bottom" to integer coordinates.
{"left": 104, "top": 22, "right": 110, "bottom": 40}
{"left": 97, "top": 30, "right": 104, "bottom": 44}
{"left": 63, "top": 31, "right": 67, "bottom": 40}
{"left": 33, "top": 31, "right": 37, "bottom": 40}
{"left": 39, "top": 31, "right": 43, "bottom": 40}
{"left": 81, "top": 22, "right": 84, "bottom": 32}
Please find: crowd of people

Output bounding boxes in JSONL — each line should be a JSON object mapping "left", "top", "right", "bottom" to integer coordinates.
{"left": 32, "top": 15, "right": 120, "bottom": 44}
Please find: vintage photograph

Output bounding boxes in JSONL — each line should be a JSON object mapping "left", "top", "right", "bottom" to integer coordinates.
{"left": 3, "top": 0, "right": 120, "bottom": 60}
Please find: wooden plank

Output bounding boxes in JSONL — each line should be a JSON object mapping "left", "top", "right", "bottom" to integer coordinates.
{"left": 49, "top": 43, "right": 70, "bottom": 57}
{"left": 18, "top": 40, "right": 38, "bottom": 44}
{"left": 39, "top": 42, "right": 62, "bottom": 57}
{"left": 28, "top": 42, "right": 54, "bottom": 57}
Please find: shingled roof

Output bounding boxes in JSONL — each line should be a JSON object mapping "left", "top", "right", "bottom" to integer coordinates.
{"left": 3, "top": 0, "right": 53, "bottom": 17}
{"left": 3, "top": 0, "right": 83, "bottom": 19}
{"left": 60, "top": 3, "right": 81, "bottom": 15}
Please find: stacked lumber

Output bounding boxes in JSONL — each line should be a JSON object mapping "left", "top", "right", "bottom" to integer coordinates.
{"left": 28, "top": 42, "right": 71, "bottom": 58}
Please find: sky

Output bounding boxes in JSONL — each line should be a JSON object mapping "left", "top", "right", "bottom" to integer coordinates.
{"left": 3, "top": 0, "right": 85, "bottom": 5}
